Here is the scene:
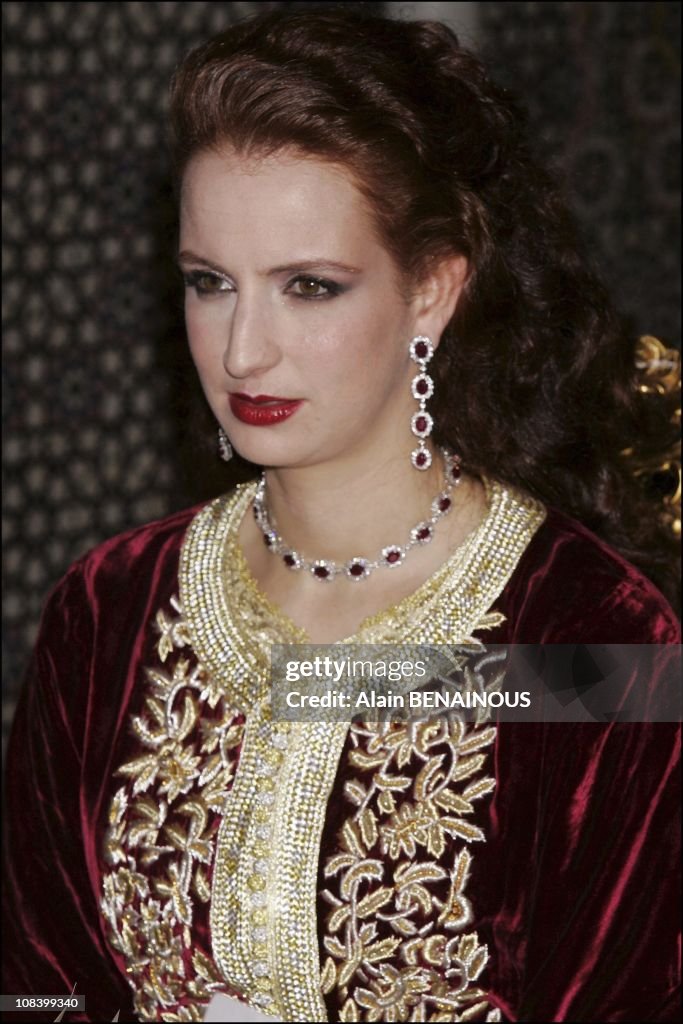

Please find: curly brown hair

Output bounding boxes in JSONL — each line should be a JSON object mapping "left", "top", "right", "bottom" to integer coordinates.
{"left": 168, "top": 7, "right": 680, "bottom": 612}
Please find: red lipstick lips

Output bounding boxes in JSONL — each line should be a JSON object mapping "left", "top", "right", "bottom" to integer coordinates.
{"left": 229, "top": 393, "right": 303, "bottom": 426}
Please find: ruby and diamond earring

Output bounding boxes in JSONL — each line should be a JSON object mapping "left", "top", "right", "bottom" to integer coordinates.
{"left": 409, "top": 333, "right": 461, "bottom": 490}
{"left": 218, "top": 427, "right": 233, "bottom": 462}
{"left": 410, "top": 335, "right": 435, "bottom": 470}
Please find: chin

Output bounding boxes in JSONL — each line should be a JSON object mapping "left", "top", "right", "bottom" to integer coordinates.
{"left": 231, "top": 436, "right": 312, "bottom": 469}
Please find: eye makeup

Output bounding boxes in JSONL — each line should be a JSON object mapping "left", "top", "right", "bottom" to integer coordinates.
{"left": 284, "top": 275, "right": 346, "bottom": 300}
{"left": 182, "top": 269, "right": 348, "bottom": 301}
{"left": 182, "top": 270, "right": 233, "bottom": 297}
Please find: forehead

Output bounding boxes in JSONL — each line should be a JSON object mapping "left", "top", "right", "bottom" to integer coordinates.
{"left": 179, "top": 148, "right": 382, "bottom": 254}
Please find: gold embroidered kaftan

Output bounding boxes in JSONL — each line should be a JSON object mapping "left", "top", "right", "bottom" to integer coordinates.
{"left": 100, "top": 476, "right": 546, "bottom": 1022}
{"left": 5, "top": 471, "right": 680, "bottom": 1023}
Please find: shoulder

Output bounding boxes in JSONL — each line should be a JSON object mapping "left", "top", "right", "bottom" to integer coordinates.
{"left": 498, "top": 502, "right": 680, "bottom": 643}
{"left": 43, "top": 500, "right": 214, "bottom": 617}
{"left": 20, "top": 501, "right": 225, "bottom": 746}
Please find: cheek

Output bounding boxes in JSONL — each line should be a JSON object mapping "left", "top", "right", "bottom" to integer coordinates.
{"left": 297, "top": 329, "right": 407, "bottom": 430}
{"left": 297, "top": 332, "right": 375, "bottom": 399}
{"left": 321, "top": 315, "right": 405, "bottom": 385}
{"left": 300, "top": 299, "right": 405, "bottom": 381}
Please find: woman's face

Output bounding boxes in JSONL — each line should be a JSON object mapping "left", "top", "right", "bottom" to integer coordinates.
{"left": 178, "top": 148, "right": 448, "bottom": 471}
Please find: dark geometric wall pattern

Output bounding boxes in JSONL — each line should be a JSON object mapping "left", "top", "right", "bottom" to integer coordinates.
{"left": 3, "top": 2, "right": 681, "bottom": 746}
{"left": 479, "top": 1, "right": 681, "bottom": 347}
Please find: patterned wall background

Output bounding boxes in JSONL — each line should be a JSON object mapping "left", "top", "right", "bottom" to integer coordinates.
{"left": 3, "top": 2, "right": 681, "bottom": 743}
{"left": 479, "top": 2, "right": 681, "bottom": 348}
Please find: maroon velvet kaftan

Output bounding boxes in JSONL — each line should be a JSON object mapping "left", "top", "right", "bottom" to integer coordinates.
{"left": 2, "top": 478, "right": 680, "bottom": 1023}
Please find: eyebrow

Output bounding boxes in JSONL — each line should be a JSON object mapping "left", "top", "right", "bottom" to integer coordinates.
{"left": 176, "top": 250, "right": 362, "bottom": 276}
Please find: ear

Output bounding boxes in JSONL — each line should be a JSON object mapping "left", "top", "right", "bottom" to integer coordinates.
{"left": 410, "top": 255, "right": 469, "bottom": 349}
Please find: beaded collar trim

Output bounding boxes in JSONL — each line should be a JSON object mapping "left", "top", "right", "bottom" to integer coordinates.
{"left": 180, "top": 474, "right": 546, "bottom": 701}
{"left": 178, "top": 475, "right": 546, "bottom": 1020}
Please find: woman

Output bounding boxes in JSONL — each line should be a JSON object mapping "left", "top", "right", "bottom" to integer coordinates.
{"left": 3, "top": 8, "right": 680, "bottom": 1023}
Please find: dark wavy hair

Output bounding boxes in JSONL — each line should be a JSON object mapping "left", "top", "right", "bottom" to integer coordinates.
{"left": 168, "top": 7, "right": 680, "bottom": 612}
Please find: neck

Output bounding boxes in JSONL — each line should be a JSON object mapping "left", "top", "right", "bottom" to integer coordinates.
{"left": 261, "top": 443, "right": 448, "bottom": 563}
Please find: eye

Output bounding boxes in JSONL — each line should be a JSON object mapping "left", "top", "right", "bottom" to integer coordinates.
{"left": 182, "top": 270, "right": 232, "bottom": 297}
{"left": 287, "top": 275, "right": 342, "bottom": 300}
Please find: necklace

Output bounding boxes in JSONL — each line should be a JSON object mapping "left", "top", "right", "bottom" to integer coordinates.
{"left": 252, "top": 448, "right": 463, "bottom": 582}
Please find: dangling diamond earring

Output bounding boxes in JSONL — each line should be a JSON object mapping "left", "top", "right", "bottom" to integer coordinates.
{"left": 410, "top": 335, "right": 434, "bottom": 470}
{"left": 218, "top": 427, "right": 233, "bottom": 462}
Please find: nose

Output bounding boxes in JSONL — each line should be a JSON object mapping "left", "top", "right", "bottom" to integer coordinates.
{"left": 222, "top": 290, "right": 282, "bottom": 381}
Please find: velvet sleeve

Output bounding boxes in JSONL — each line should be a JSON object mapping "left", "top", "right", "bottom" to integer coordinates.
{"left": 494, "top": 504, "right": 681, "bottom": 646}
{"left": 484, "top": 532, "right": 682, "bottom": 1023}
{"left": 485, "top": 719, "right": 681, "bottom": 1023}
{"left": 2, "top": 563, "right": 136, "bottom": 1023}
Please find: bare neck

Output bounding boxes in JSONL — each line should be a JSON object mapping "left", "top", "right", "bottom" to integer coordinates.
{"left": 260, "top": 449, "right": 447, "bottom": 563}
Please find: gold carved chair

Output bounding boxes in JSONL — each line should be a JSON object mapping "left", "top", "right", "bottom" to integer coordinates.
{"left": 627, "top": 335, "right": 681, "bottom": 538}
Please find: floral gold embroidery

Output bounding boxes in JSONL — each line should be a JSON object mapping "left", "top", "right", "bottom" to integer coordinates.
{"left": 320, "top": 703, "right": 503, "bottom": 1023}
{"left": 100, "top": 596, "right": 244, "bottom": 1022}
